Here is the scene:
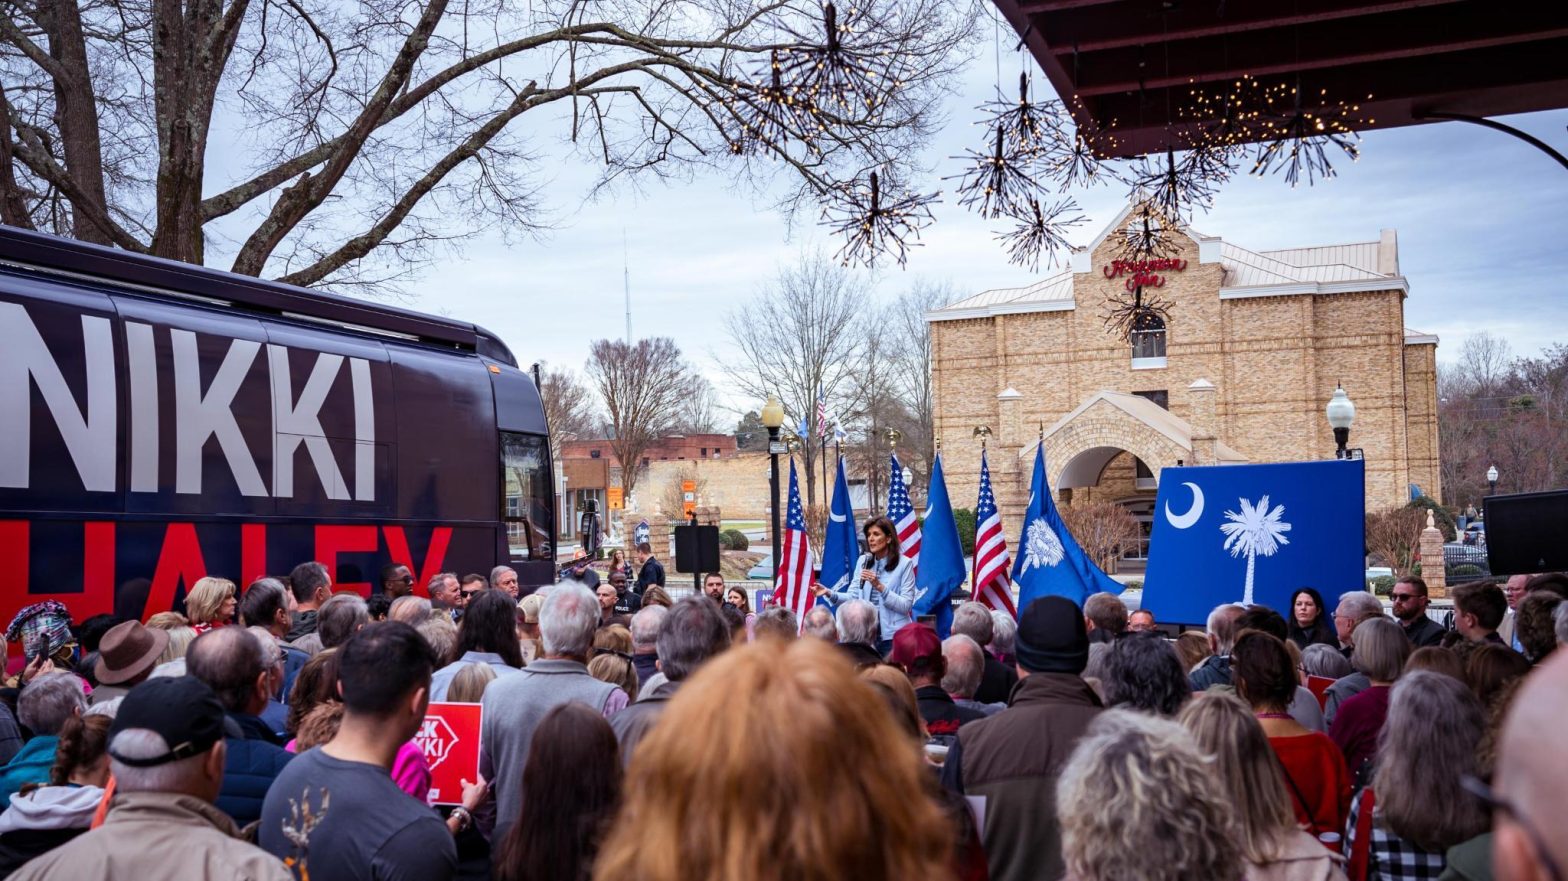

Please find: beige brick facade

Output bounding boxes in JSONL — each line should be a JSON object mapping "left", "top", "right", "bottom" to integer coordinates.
{"left": 929, "top": 206, "right": 1441, "bottom": 529}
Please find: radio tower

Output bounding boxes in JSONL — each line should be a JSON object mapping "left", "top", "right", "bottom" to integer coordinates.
{"left": 623, "top": 228, "right": 632, "bottom": 344}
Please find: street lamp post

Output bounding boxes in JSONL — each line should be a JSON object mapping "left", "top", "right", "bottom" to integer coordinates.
{"left": 1325, "top": 384, "right": 1356, "bottom": 459}
{"left": 1487, "top": 464, "right": 1498, "bottom": 496}
{"left": 761, "top": 395, "right": 785, "bottom": 590}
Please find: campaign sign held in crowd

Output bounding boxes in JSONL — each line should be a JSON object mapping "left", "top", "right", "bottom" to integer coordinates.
{"left": 1141, "top": 459, "right": 1365, "bottom": 625}
{"left": 417, "top": 702, "right": 482, "bottom": 806}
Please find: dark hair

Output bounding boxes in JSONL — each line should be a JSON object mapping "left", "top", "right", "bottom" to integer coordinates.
{"left": 51, "top": 713, "right": 111, "bottom": 786}
{"left": 461, "top": 574, "right": 488, "bottom": 590}
{"left": 1524, "top": 572, "right": 1568, "bottom": 599}
{"left": 1231, "top": 631, "right": 1297, "bottom": 712}
{"left": 1516, "top": 592, "right": 1562, "bottom": 661}
{"left": 289, "top": 561, "right": 330, "bottom": 602}
{"left": 494, "top": 703, "right": 621, "bottom": 881}
{"left": 73, "top": 614, "right": 123, "bottom": 654}
{"left": 719, "top": 603, "right": 747, "bottom": 639}
{"left": 1235, "top": 606, "right": 1289, "bottom": 642}
{"left": 240, "top": 579, "right": 289, "bottom": 629}
{"left": 288, "top": 650, "right": 342, "bottom": 736}
{"left": 1101, "top": 631, "right": 1193, "bottom": 716}
{"left": 1452, "top": 581, "right": 1508, "bottom": 631}
{"left": 338, "top": 622, "right": 437, "bottom": 717}
{"left": 703, "top": 572, "right": 725, "bottom": 585}
{"left": 187, "top": 627, "right": 268, "bottom": 712}
{"left": 656, "top": 597, "right": 731, "bottom": 681}
{"left": 380, "top": 563, "right": 410, "bottom": 586}
{"left": 366, "top": 594, "right": 393, "bottom": 621}
{"left": 1286, "top": 588, "right": 1337, "bottom": 646}
{"left": 863, "top": 517, "right": 901, "bottom": 572}
{"left": 1396, "top": 575, "right": 1429, "bottom": 597}
{"left": 636, "top": 542, "right": 652, "bottom": 554}
{"left": 1464, "top": 643, "right": 1530, "bottom": 703}
{"left": 456, "top": 591, "right": 525, "bottom": 669}
{"left": 1405, "top": 646, "right": 1464, "bottom": 681}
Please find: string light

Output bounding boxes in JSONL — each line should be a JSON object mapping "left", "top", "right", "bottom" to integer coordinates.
{"left": 1102, "top": 284, "right": 1175, "bottom": 345}
{"left": 820, "top": 169, "right": 939, "bottom": 268}
{"left": 997, "top": 197, "right": 1086, "bottom": 271}
{"left": 1249, "top": 80, "right": 1369, "bottom": 187}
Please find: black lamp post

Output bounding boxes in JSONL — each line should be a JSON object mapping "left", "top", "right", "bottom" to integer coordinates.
{"left": 761, "top": 395, "right": 785, "bottom": 590}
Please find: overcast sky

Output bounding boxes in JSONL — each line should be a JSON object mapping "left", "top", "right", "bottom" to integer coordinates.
{"left": 333, "top": 29, "right": 1568, "bottom": 420}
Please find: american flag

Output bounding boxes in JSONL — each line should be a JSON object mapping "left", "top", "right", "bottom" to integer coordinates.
{"left": 887, "top": 452, "right": 921, "bottom": 572}
{"left": 972, "top": 449, "right": 1017, "bottom": 615}
{"left": 772, "top": 459, "right": 815, "bottom": 626}
{"left": 815, "top": 387, "right": 828, "bottom": 440}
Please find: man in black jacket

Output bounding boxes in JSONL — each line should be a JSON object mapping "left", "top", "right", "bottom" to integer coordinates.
{"left": 1391, "top": 576, "right": 1445, "bottom": 648}
{"left": 952, "top": 601, "right": 1018, "bottom": 705}
{"left": 891, "top": 623, "right": 984, "bottom": 738}
{"left": 634, "top": 543, "right": 665, "bottom": 595}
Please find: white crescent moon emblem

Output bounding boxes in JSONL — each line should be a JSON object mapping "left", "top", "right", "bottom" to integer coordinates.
{"left": 829, "top": 511, "right": 846, "bottom": 522}
{"left": 1165, "top": 482, "right": 1205, "bottom": 529}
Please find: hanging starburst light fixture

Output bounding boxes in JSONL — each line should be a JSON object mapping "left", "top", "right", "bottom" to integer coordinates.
{"left": 1250, "top": 79, "right": 1370, "bottom": 187}
{"left": 821, "top": 170, "right": 939, "bottom": 268}
{"left": 776, "top": 2, "right": 906, "bottom": 120}
{"left": 997, "top": 197, "right": 1086, "bottom": 271}
{"left": 1103, "top": 284, "right": 1175, "bottom": 343}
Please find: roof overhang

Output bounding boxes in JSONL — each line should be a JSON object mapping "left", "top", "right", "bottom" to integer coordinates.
{"left": 992, "top": 0, "right": 1568, "bottom": 157}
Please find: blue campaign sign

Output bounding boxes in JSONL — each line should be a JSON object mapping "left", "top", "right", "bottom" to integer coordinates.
{"left": 1141, "top": 459, "right": 1366, "bottom": 625}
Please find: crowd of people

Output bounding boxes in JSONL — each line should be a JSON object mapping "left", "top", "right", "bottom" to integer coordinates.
{"left": 0, "top": 560, "right": 1560, "bottom": 881}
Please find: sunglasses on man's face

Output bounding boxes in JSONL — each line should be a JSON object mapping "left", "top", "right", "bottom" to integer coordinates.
{"left": 1390, "top": 592, "right": 1422, "bottom": 602}
{"left": 460, "top": 589, "right": 480, "bottom": 598}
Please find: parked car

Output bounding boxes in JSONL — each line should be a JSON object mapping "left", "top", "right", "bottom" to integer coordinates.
{"left": 747, "top": 555, "right": 773, "bottom": 580}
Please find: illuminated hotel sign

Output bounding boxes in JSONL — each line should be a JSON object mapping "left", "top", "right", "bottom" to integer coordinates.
{"left": 1102, "top": 258, "right": 1187, "bottom": 291}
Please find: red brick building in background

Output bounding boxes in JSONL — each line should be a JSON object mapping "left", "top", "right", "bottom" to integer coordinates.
{"left": 556, "top": 434, "right": 738, "bottom": 540}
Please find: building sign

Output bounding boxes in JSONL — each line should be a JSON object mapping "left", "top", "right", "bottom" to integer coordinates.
{"left": 1102, "top": 258, "right": 1187, "bottom": 292}
{"left": 418, "top": 701, "right": 482, "bottom": 806}
{"left": 682, "top": 480, "right": 697, "bottom": 518}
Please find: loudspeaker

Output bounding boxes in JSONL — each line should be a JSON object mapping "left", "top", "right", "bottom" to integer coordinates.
{"left": 1484, "top": 490, "right": 1568, "bottom": 575}
{"left": 673, "top": 525, "right": 722, "bottom": 574}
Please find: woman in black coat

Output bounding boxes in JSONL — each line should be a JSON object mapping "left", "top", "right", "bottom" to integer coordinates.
{"left": 1286, "top": 587, "right": 1339, "bottom": 649}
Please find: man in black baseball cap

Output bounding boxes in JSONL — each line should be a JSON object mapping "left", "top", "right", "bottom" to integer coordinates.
{"left": 11, "top": 676, "right": 290, "bottom": 881}
{"left": 939, "top": 596, "right": 1103, "bottom": 881}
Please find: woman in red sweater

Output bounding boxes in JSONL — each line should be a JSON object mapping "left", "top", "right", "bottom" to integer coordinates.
{"left": 1233, "top": 630, "right": 1351, "bottom": 841}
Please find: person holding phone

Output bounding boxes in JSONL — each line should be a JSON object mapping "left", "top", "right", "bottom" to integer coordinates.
{"left": 814, "top": 517, "right": 915, "bottom": 655}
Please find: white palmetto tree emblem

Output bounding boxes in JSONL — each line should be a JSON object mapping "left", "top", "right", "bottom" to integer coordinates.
{"left": 1219, "top": 496, "right": 1292, "bottom": 605}
{"left": 1021, "top": 519, "right": 1065, "bottom": 571}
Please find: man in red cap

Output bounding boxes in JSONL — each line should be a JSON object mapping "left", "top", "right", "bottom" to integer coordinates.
{"left": 891, "top": 623, "right": 986, "bottom": 739}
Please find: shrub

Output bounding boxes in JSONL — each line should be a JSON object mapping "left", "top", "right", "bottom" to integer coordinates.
{"left": 1369, "top": 575, "right": 1396, "bottom": 596}
{"left": 1449, "top": 563, "right": 1483, "bottom": 578}
{"left": 721, "top": 529, "right": 749, "bottom": 551}
{"left": 1123, "top": 580, "right": 1143, "bottom": 591}
{"left": 1405, "top": 495, "right": 1457, "bottom": 542}
{"left": 953, "top": 508, "right": 976, "bottom": 556}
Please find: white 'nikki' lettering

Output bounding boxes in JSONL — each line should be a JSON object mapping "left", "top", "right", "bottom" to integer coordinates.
{"left": 0, "top": 304, "right": 116, "bottom": 492}
{"left": 270, "top": 345, "right": 350, "bottom": 500}
{"left": 172, "top": 330, "right": 268, "bottom": 496}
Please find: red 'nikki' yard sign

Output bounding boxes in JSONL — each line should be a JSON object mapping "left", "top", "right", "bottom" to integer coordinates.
{"left": 417, "top": 702, "right": 482, "bottom": 806}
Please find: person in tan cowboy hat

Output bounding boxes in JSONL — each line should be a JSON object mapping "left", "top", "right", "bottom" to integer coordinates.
{"left": 90, "top": 621, "right": 170, "bottom": 707}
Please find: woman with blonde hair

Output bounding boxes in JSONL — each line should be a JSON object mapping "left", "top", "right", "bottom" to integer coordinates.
{"left": 184, "top": 577, "right": 237, "bottom": 633}
{"left": 595, "top": 638, "right": 952, "bottom": 881}
{"left": 389, "top": 595, "right": 433, "bottom": 625}
{"left": 587, "top": 652, "right": 638, "bottom": 705}
{"left": 1180, "top": 692, "right": 1348, "bottom": 880}
{"left": 1176, "top": 631, "right": 1213, "bottom": 672}
{"left": 1057, "top": 710, "right": 1245, "bottom": 881}
{"left": 447, "top": 663, "right": 498, "bottom": 703}
{"left": 638, "top": 584, "right": 673, "bottom": 609}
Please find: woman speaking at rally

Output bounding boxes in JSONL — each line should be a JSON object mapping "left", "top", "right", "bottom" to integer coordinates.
{"left": 814, "top": 517, "right": 916, "bottom": 656}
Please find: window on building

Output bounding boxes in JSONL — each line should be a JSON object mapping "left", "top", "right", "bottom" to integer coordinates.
{"left": 700, "top": 448, "right": 707, "bottom": 457}
{"left": 1131, "top": 317, "right": 1167, "bottom": 367}
{"left": 589, "top": 449, "right": 601, "bottom": 459}
{"left": 1134, "top": 457, "right": 1157, "bottom": 490}
{"left": 1133, "top": 390, "right": 1169, "bottom": 409}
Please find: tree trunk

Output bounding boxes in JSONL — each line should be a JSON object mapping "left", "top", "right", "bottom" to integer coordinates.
{"left": 149, "top": 0, "right": 248, "bottom": 263}
{"left": 1243, "top": 551, "right": 1256, "bottom": 605}
{"left": 0, "top": 88, "right": 36, "bottom": 228}
{"left": 37, "top": 0, "right": 110, "bottom": 244}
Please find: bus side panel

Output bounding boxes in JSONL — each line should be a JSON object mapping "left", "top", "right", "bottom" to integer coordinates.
{"left": 388, "top": 345, "right": 497, "bottom": 523}
{"left": 0, "top": 516, "right": 500, "bottom": 624}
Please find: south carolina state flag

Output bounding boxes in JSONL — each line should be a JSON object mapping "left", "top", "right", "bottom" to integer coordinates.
{"left": 1012, "top": 442, "right": 1123, "bottom": 613}
{"left": 1141, "top": 459, "right": 1365, "bottom": 625}
{"left": 913, "top": 454, "right": 965, "bottom": 637}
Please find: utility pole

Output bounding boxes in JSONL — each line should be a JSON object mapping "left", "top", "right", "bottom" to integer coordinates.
{"left": 623, "top": 228, "right": 632, "bottom": 344}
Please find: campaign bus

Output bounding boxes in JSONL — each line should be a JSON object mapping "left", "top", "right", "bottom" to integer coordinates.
{"left": 0, "top": 226, "right": 555, "bottom": 625}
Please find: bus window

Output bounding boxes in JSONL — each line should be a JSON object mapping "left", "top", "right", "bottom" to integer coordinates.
{"left": 500, "top": 432, "right": 553, "bottom": 561}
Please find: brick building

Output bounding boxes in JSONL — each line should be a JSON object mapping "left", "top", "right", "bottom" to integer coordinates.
{"left": 928, "top": 203, "right": 1440, "bottom": 569}
{"left": 556, "top": 434, "right": 738, "bottom": 539}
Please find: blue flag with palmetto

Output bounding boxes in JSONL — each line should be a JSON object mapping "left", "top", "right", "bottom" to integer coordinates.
{"left": 817, "top": 455, "right": 860, "bottom": 611}
{"left": 1012, "top": 442, "right": 1123, "bottom": 614}
{"left": 913, "top": 453, "right": 966, "bottom": 637}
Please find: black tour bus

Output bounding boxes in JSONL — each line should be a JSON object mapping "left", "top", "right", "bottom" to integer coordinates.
{"left": 0, "top": 226, "right": 554, "bottom": 625}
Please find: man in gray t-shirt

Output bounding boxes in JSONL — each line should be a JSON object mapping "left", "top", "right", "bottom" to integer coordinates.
{"left": 260, "top": 622, "right": 456, "bottom": 881}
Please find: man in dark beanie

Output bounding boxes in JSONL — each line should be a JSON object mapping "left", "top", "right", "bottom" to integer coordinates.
{"left": 940, "top": 596, "right": 1103, "bottom": 881}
